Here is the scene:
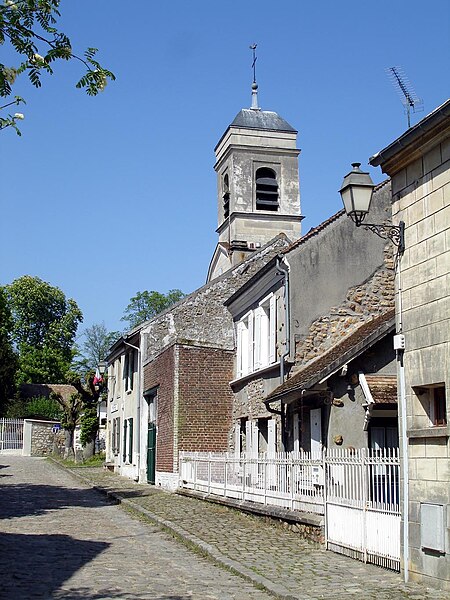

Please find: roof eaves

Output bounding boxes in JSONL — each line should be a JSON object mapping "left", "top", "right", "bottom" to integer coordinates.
{"left": 266, "top": 309, "right": 395, "bottom": 404}
{"left": 369, "top": 99, "right": 450, "bottom": 168}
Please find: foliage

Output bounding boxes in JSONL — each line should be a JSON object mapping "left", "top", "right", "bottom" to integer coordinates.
{"left": 5, "top": 275, "right": 83, "bottom": 385}
{"left": 52, "top": 451, "right": 105, "bottom": 468}
{"left": 79, "top": 402, "right": 97, "bottom": 447}
{"left": 73, "top": 322, "right": 120, "bottom": 375}
{"left": 6, "top": 394, "right": 62, "bottom": 420}
{"left": 121, "top": 289, "right": 186, "bottom": 329}
{"left": 0, "top": 286, "right": 16, "bottom": 413}
{"left": 52, "top": 389, "right": 81, "bottom": 432}
{"left": 66, "top": 370, "right": 101, "bottom": 454}
{"left": 0, "top": 0, "right": 115, "bottom": 134}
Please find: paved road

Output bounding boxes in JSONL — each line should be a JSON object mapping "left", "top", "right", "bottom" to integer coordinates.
{"left": 0, "top": 456, "right": 271, "bottom": 599}
{"left": 1, "top": 457, "right": 447, "bottom": 600}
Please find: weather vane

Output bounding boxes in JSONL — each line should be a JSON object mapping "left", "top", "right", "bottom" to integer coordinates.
{"left": 250, "top": 43, "right": 257, "bottom": 84}
{"left": 249, "top": 44, "right": 260, "bottom": 110}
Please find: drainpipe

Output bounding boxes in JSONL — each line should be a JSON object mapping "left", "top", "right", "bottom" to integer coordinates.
{"left": 124, "top": 339, "right": 141, "bottom": 482}
{"left": 396, "top": 253, "right": 409, "bottom": 583}
{"left": 276, "top": 256, "right": 290, "bottom": 450}
{"left": 276, "top": 256, "right": 291, "bottom": 385}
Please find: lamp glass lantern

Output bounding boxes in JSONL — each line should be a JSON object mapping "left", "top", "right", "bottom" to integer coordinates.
{"left": 339, "top": 162, "right": 375, "bottom": 226}
{"left": 98, "top": 361, "right": 107, "bottom": 375}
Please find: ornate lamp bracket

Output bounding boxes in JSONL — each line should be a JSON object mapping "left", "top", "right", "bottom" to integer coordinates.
{"left": 358, "top": 220, "right": 405, "bottom": 253}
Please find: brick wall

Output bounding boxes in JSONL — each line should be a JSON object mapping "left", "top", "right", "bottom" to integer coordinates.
{"left": 178, "top": 345, "right": 234, "bottom": 452}
{"left": 143, "top": 345, "right": 175, "bottom": 473}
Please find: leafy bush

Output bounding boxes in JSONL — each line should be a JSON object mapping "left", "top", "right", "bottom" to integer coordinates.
{"left": 6, "top": 395, "right": 62, "bottom": 420}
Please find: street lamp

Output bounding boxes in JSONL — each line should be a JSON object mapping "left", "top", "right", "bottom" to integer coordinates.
{"left": 98, "top": 361, "right": 107, "bottom": 376}
{"left": 339, "top": 163, "right": 405, "bottom": 253}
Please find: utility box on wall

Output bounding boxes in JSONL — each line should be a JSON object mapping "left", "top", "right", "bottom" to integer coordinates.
{"left": 421, "top": 503, "right": 446, "bottom": 553}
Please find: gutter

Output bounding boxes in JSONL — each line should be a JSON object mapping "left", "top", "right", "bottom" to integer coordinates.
{"left": 369, "top": 99, "right": 450, "bottom": 168}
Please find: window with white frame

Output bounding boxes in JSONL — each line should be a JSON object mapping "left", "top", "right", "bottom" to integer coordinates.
{"left": 236, "top": 293, "right": 277, "bottom": 378}
{"left": 123, "top": 350, "right": 135, "bottom": 393}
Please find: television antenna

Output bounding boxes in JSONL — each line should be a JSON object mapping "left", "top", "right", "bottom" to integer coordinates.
{"left": 387, "top": 66, "right": 423, "bottom": 128}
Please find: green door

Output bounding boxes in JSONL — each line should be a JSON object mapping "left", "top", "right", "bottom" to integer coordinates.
{"left": 147, "top": 422, "right": 156, "bottom": 484}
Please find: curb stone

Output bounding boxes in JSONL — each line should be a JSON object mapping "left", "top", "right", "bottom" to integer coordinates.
{"left": 54, "top": 461, "right": 303, "bottom": 600}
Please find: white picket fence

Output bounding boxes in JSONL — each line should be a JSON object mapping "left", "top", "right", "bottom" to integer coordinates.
{"left": 0, "top": 418, "right": 24, "bottom": 453}
{"left": 179, "top": 447, "right": 400, "bottom": 571}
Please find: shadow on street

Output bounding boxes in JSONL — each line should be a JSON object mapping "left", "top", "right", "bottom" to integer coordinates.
{"left": 0, "top": 531, "right": 110, "bottom": 599}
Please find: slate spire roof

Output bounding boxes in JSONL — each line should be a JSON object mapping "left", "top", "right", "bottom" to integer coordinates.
{"left": 230, "top": 108, "right": 297, "bottom": 133}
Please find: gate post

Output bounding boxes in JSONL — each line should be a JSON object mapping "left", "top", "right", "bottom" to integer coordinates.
{"left": 323, "top": 448, "right": 328, "bottom": 548}
{"left": 362, "top": 447, "right": 368, "bottom": 563}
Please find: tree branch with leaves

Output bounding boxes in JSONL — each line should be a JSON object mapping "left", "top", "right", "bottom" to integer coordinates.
{"left": 0, "top": 0, "right": 115, "bottom": 134}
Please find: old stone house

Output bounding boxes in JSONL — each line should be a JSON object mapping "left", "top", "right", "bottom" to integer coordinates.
{"left": 369, "top": 99, "right": 450, "bottom": 591}
{"left": 225, "top": 181, "right": 396, "bottom": 458}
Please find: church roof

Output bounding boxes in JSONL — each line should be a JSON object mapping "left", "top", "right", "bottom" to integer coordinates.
{"left": 230, "top": 108, "right": 296, "bottom": 133}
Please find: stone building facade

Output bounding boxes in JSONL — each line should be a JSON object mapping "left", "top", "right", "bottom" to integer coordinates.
{"left": 370, "top": 99, "right": 450, "bottom": 590}
{"left": 226, "top": 181, "right": 396, "bottom": 457}
{"left": 140, "top": 235, "right": 290, "bottom": 489}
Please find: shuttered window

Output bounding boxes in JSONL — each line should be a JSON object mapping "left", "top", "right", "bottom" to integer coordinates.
{"left": 128, "top": 418, "right": 133, "bottom": 463}
{"left": 236, "top": 293, "right": 277, "bottom": 378}
{"left": 256, "top": 167, "right": 279, "bottom": 211}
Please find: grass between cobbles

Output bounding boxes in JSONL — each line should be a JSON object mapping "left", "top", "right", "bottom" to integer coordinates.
{"left": 49, "top": 452, "right": 106, "bottom": 468}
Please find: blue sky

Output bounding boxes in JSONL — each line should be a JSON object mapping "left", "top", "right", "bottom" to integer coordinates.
{"left": 1, "top": 0, "right": 449, "bottom": 338}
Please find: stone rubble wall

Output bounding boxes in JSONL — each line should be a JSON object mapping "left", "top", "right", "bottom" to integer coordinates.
{"left": 27, "top": 420, "right": 65, "bottom": 457}
{"left": 142, "top": 236, "right": 291, "bottom": 364}
{"left": 294, "top": 259, "right": 395, "bottom": 368}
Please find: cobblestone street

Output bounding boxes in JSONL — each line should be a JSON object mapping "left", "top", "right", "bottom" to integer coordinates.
{"left": 0, "top": 456, "right": 448, "bottom": 600}
{"left": 0, "top": 456, "right": 271, "bottom": 600}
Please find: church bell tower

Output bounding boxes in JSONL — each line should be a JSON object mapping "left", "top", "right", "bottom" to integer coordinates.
{"left": 207, "top": 51, "right": 302, "bottom": 282}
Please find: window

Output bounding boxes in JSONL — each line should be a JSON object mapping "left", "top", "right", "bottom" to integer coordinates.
{"left": 236, "top": 294, "right": 277, "bottom": 378}
{"left": 123, "top": 350, "right": 135, "bottom": 393}
{"left": 223, "top": 173, "right": 230, "bottom": 219}
{"left": 411, "top": 384, "right": 447, "bottom": 432}
{"left": 121, "top": 418, "right": 134, "bottom": 463}
{"left": 430, "top": 386, "right": 447, "bottom": 426}
{"left": 112, "top": 417, "right": 120, "bottom": 455}
{"left": 127, "top": 418, "right": 133, "bottom": 463}
{"left": 256, "top": 167, "right": 278, "bottom": 211}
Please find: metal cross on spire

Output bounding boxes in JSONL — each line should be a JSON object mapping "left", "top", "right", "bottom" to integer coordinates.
{"left": 249, "top": 43, "right": 260, "bottom": 110}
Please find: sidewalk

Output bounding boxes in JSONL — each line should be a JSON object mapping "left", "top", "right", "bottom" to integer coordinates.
{"left": 60, "top": 463, "right": 447, "bottom": 600}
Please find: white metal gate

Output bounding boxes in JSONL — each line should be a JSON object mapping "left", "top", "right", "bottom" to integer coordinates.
{"left": 0, "top": 418, "right": 24, "bottom": 453}
{"left": 179, "top": 447, "right": 400, "bottom": 571}
{"left": 325, "top": 448, "right": 400, "bottom": 571}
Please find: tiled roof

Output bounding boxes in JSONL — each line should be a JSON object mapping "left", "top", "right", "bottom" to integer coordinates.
{"left": 20, "top": 383, "right": 78, "bottom": 402}
{"left": 265, "top": 308, "right": 395, "bottom": 403}
{"left": 365, "top": 375, "right": 397, "bottom": 404}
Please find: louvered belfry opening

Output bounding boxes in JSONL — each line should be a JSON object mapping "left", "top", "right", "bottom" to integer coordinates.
{"left": 256, "top": 167, "right": 279, "bottom": 211}
{"left": 223, "top": 173, "right": 230, "bottom": 219}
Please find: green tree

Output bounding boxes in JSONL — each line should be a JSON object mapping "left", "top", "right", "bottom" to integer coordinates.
{"left": 0, "top": 0, "right": 115, "bottom": 134}
{"left": 0, "top": 286, "right": 17, "bottom": 413}
{"left": 73, "top": 322, "right": 120, "bottom": 375}
{"left": 5, "top": 275, "right": 83, "bottom": 384}
{"left": 121, "top": 289, "right": 186, "bottom": 329}
{"left": 6, "top": 394, "right": 62, "bottom": 420}
{"left": 66, "top": 370, "right": 101, "bottom": 459}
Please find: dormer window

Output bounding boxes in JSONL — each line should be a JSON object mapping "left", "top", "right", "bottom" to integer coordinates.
{"left": 223, "top": 173, "right": 230, "bottom": 219}
{"left": 256, "top": 167, "right": 278, "bottom": 211}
